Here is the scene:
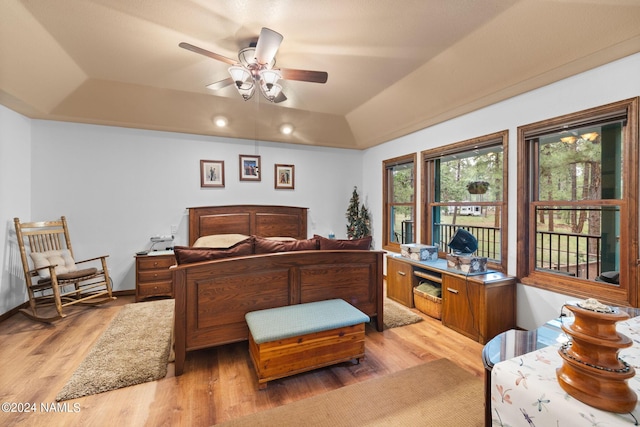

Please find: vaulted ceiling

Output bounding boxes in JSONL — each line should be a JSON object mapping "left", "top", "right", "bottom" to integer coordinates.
{"left": 2, "top": 1, "right": 640, "bottom": 149}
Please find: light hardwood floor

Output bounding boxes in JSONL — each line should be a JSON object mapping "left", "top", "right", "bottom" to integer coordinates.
{"left": 0, "top": 295, "right": 484, "bottom": 427}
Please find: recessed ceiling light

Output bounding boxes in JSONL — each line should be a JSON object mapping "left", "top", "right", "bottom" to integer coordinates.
{"left": 280, "top": 123, "right": 294, "bottom": 135}
{"left": 213, "top": 116, "right": 228, "bottom": 127}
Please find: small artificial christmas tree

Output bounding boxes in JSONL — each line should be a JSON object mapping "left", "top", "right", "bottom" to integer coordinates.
{"left": 358, "top": 203, "right": 371, "bottom": 238}
{"left": 346, "top": 187, "right": 360, "bottom": 239}
{"left": 346, "top": 187, "right": 371, "bottom": 239}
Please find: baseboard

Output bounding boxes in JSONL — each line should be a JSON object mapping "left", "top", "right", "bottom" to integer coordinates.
{"left": 0, "top": 289, "right": 136, "bottom": 323}
{"left": 113, "top": 289, "right": 135, "bottom": 297}
{"left": 0, "top": 302, "right": 27, "bottom": 323}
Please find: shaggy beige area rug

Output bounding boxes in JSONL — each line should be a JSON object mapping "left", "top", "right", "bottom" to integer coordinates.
{"left": 216, "top": 358, "right": 483, "bottom": 426}
{"left": 383, "top": 298, "right": 423, "bottom": 329}
{"left": 56, "top": 299, "right": 174, "bottom": 401}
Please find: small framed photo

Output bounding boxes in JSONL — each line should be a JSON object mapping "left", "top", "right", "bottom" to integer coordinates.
{"left": 275, "top": 164, "right": 295, "bottom": 189}
{"left": 200, "top": 160, "right": 225, "bottom": 187}
{"left": 239, "top": 155, "right": 261, "bottom": 181}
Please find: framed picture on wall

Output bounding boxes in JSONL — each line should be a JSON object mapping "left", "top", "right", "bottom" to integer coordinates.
{"left": 239, "top": 155, "right": 261, "bottom": 181}
{"left": 274, "top": 164, "right": 295, "bottom": 189}
{"left": 200, "top": 160, "right": 225, "bottom": 187}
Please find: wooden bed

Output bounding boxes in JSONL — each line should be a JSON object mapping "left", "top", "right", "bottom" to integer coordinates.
{"left": 172, "top": 205, "right": 384, "bottom": 375}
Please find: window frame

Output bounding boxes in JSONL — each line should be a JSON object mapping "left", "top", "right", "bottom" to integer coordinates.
{"left": 382, "top": 153, "right": 417, "bottom": 252}
{"left": 421, "top": 131, "right": 509, "bottom": 272}
{"left": 517, "top": 97, "right": 639, "bottom": 306}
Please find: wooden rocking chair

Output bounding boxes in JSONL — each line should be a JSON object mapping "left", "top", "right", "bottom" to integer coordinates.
{"left": 14, "top": 216, "right": 116, "bottom": 322}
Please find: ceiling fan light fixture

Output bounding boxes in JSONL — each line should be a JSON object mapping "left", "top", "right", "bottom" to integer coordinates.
{"left": 237, "top": 84, "right": 255, "bottom": 101}
{"left": 261, "top": 82, "right": 282, "bottom": 102}
{"left": 259, "top": 69, "right": 281, "bottom": 88}
{"left": 228, "top": 65, "right": 253, "bottom": 89}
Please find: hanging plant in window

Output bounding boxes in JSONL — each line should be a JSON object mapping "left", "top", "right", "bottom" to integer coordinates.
{"left": 467, "top": 181, "right": 490, "bottom": 195}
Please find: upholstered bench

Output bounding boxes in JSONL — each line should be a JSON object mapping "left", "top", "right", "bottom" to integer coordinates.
{"left": 245, "top": 298, "right": 370, "bottom": 388}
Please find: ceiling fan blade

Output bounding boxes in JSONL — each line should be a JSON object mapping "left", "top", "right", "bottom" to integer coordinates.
{"left": 280, "top": 68, "right": 328, "bottom": 84}
{"left": 206, "top": 77, "right": 234, "bottom": 91}
{"left": 274, "top": 91, "right": 287, "bottom": 104}
{"left": 179, "top": 42, "right": 236, "bottom": 65}
{"left": 254, "top": 28, "right": 283, "bottom": 65}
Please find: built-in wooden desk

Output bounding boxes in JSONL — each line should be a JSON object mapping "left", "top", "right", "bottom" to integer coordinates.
{"left": 386, "top": 254, "right": 516, "bottom": 345}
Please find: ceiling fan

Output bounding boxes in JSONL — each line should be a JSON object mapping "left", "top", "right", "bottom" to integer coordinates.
{"left": 179, "top": 27, "right": 328, "bottom": 104}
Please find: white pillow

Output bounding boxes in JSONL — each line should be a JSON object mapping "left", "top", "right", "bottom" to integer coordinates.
{"left": 193, "top": 234, "right": 250, "bottom": 248}
{"left": 30, "top": 249, "right": 78, "bottom": 279}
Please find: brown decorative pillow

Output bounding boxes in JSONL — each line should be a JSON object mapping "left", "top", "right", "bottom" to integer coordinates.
{"left": 314, "top": 235, "right": 372, "bottom": 250}
{"left": 173, "top": 237, "right": 254, "bottom": 265}
{"left": 254, "top": 236, "right": 319, "bottom": 254}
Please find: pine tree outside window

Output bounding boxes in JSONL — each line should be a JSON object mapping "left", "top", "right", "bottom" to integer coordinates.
{"left": 517, "top": 98, "right": 639, "bottom": 306}
{"left": 422, "top": 131, "right": 508, "bottom": 271}
{"left": 383, "top": 154, "right": 416, "bottom": 251}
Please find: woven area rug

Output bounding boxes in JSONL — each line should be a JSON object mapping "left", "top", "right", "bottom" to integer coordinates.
{"left": 383, "top": 298, "right": 423, "bottom": 329}
{"left": 216, "top": 358, "right": 483, "bottom": 426}
{"left": 56, "top": 299, "right": 174, "bottom": 401}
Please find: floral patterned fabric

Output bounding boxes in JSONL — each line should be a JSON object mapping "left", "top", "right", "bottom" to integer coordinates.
{"left": 491, "top": 316, "right": 640, "bottom": 426}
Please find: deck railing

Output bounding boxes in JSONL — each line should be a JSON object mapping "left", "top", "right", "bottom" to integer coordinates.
{"left": 434, "top": 223, "right": 501, "bottom": 260}
{"left": 535, "top": 230, "right": 601, "bottom": 280}
{"left": 434, "top": 223, "right": 603, "bottom": 280}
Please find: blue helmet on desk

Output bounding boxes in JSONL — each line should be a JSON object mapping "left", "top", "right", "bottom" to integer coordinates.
{"left": 448, "top": 229, "right": 478, "bottom": 254}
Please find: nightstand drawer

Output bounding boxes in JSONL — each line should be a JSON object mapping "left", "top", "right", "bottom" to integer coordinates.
{"left": 138, "top": 269, "right": 172, "bottom": 282}
{"left": 137, "top": 281, "right": 173, "bottom": 297}
{"left": 138, "top": 256, "right": 175, "bottom": 270}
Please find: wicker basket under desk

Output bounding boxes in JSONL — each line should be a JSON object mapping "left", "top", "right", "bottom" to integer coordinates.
{"left": 413, "top": 270, "right": 442, "bottom": 320}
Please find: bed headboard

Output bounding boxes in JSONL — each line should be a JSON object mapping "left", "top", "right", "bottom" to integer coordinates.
{"left": 187, "top": 205, "right": 308, "bottom": 245}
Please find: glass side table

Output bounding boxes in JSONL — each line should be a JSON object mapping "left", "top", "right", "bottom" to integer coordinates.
{"left": 481, "top": 319, "right": 565, "bottom": 426}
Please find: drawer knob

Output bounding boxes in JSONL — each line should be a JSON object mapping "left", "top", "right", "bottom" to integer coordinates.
{"left": 397, "top": 271, "right": 406, "bottom": 276}
{"left": 447, "top": 287, "right": 459, "bottom": 294}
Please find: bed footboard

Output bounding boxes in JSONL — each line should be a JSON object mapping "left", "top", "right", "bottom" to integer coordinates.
{"left": 172, "top": 250, "right": 383, "bottom": 375}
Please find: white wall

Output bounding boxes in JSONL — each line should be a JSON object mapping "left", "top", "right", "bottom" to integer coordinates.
{"left": 362, "top": 52, "right": 640, "bottom": 330}
{"left": 0, "top": 120, "right": 362, "bottom": 310}
{"left": 0, "top": 105, "right": 31, "bottom": 314}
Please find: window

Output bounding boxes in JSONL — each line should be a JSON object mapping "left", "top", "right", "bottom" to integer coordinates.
{"left": 517, "top": 98, "right": 638, "bottom": 306}
{"left": 383, "top": 154, "right": 416, "bottom": 251}
{"left": 422, "top": 131, "right": 508, "bottom": 271}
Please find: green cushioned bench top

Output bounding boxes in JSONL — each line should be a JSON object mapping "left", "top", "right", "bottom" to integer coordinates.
{"left": 245, "top": 299, "right": 370, "bottom": 344}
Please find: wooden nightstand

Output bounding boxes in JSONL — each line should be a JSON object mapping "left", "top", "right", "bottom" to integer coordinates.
{"left": 135, "top": 252, "right": 175, "bottom": 302}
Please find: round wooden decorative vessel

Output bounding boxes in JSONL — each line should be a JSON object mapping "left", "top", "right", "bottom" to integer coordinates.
{"left": 556, "top": 301, "right": 637, "bottom": 413}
